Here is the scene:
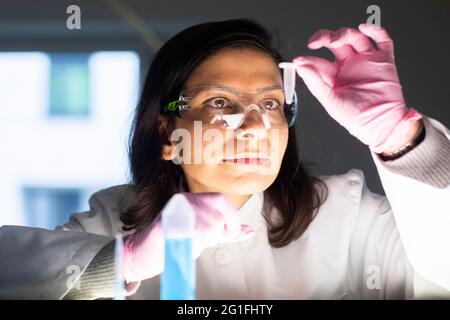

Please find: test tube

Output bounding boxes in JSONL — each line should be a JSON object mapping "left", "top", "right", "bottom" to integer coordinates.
{"left": 279, "top": 62, "right": 296, "bottom": 105}
{"left": 160, "top": 194, "right": 196, "bottom": 300}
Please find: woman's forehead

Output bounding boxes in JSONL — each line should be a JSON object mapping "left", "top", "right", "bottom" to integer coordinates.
{"left": 186, "top": 48, "right": 282, "bottom": 90}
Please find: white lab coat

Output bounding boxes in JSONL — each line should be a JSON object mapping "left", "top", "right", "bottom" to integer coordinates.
{"left": 0, "top": 117, "right": 449, "bottom": 299}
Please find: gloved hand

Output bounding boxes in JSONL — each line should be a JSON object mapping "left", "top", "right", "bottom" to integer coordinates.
{"left": 122, "top": 192, "right": 255, "bottom": 284}
{"left": 293, "top": 23, "right": 422, "bottom": 154}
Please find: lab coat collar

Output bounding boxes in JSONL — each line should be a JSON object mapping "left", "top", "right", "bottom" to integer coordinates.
{"left": 237, "top": 192, "right": 265, "bottom": 226}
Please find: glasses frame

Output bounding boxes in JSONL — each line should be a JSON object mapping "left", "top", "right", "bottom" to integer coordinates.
{"left": 163, "top": 86, "right": 298, "bottom": 128}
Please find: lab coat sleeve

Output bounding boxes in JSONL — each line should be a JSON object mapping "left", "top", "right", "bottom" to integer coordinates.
{"left": 369, "top": 116, "right": 450, "bottom": 294}
{"left": 0, "top": 226, "right": 113, "bottom": 299}
{"left": 0, "top": 185, "right": 131, "bottom": 299}
{"left": 346, "top": 168, "right": 449, "bottom": 299}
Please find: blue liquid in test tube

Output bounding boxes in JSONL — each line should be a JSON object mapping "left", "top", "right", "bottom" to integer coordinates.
{"left": 160, "top": 194, "right": 196, "bottom": 300}
{"left": 161, "top": 238, "right": 195, "bottom": 299}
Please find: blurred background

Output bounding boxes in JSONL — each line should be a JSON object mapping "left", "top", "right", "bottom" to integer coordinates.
{"left": 0, "top": 0, "right": 449, "bottom": 229}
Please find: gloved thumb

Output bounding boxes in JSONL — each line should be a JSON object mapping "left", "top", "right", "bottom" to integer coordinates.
{"left": 293, "top": 56, "right": 337, "bottom": 87}
{"left": 293, "top": 60, "right": 334, "bottom": 104}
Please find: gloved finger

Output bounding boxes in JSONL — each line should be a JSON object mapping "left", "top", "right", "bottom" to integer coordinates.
{"left": 307, "top": 29, "right": 334, "bottom": 49}
{"left": 183, "top": 192, "right": 241, "bottom": 236}
{"left": 294, "top": 63, "right": 333, "bottom": 99}
{"left": 221, "top": 224, "right": 255, "bottom": 243}
{"left": 307, "top": 29, "right": 355, "bottom": 62}
{"left": 215, "top": 207, "right": 241, "bottom": 237}
{"left": 191, "top": 208, "right": 228, "bottom": 253}
{"left": 329, "top": 27, "right": 373, "bottom": 53}
{"left": 192, "top": 223, "right": 255, "bottom": 259}
{"left": 192, "top": 209, "right": 254, "bottom": 254}
{"left": 326, "top": 44, "right": 355, "bottom": 63}
{"left": 214, "top": 224, "right": 255, "bottom": 245}
{"left": 202, "top": 194, "right": 241, "bottom": 236}
{"left": 358, "top": 23, "right": 394, "bottom": 54}
{"left": 293, "top": 56, "right": 337, "bottom": 87}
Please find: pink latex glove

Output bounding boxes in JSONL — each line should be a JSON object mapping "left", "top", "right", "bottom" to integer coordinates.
{"left": 122, "top": 192, "right": 255, "bottom": 284}
{"left": 293, "top": 24, "right": 422, "bottom": 153}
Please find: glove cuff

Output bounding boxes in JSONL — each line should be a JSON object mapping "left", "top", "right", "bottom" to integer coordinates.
{"left": 370, "top": 108, "right": 423, "bottom": 154}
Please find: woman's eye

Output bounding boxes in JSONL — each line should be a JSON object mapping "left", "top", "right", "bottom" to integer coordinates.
{"left": 260, "top": 98, "right": 281, "bottom": 110}
{"left": 205, "top": 97, "right": 230, "bottom": 109}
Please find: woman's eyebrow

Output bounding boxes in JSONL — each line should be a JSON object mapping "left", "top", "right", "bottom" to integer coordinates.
{"left": 192, "top": 84, "right": 283, "bottom": 93}
{"left": 256, "top": 85, "right": 283, "bottom": 92}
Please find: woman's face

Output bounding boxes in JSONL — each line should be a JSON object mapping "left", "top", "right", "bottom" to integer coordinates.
{"left": 163, "top": 48, "right": 289, "bottom": 196}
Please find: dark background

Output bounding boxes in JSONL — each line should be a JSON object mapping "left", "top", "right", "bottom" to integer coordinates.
{"left": 1, "top": 0, "right": 449, "bottom": 194}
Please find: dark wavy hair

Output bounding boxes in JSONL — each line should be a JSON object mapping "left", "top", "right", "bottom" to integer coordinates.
{"left": 121, "top": 19, "right": 328, "bottom": 248}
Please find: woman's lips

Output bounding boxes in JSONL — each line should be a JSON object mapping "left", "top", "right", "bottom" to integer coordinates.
{"left": 221, "top": 158, "right": 270, "bottom": 165}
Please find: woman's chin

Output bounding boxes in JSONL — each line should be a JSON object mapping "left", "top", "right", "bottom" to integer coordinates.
{"left": 216, "top": 173, "right": 276, "bottom": 194}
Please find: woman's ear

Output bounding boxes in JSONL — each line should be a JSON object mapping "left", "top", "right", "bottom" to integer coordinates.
{"left": 162, "top": 144, "right": 175, "bottom": 161}
{"left": 158, "top": 114, "right": 175, "bottom": 161}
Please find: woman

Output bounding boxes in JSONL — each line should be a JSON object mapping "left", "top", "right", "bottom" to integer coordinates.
{"left": 0, "top": 19, "right": 449, "bottom": 299}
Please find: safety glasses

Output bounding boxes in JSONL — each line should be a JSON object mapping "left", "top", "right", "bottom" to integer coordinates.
{"left": 164, "top": 62, "right": 298, "bottom": 128}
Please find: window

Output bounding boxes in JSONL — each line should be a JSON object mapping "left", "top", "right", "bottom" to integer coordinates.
{"left": 0, "top": 51, "right": 139, "bottom": 228}
{"left": 49, "top": 53, "right": 90, "bottom": 117}
{"left": 22, "top": 187, "right": 84, "bottom": 229}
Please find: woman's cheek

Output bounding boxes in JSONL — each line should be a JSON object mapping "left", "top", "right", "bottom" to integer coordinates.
{"left": 270, "top": 126, "right": 288, "bottom": 165}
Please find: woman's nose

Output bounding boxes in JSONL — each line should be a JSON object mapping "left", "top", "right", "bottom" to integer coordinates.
{"left": 235, "top": 108, "right": 269, "bottom": 140}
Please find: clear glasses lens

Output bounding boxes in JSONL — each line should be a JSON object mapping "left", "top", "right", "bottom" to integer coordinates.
{"left": 178, "top": 86, "right": 297, "bottom": 129}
